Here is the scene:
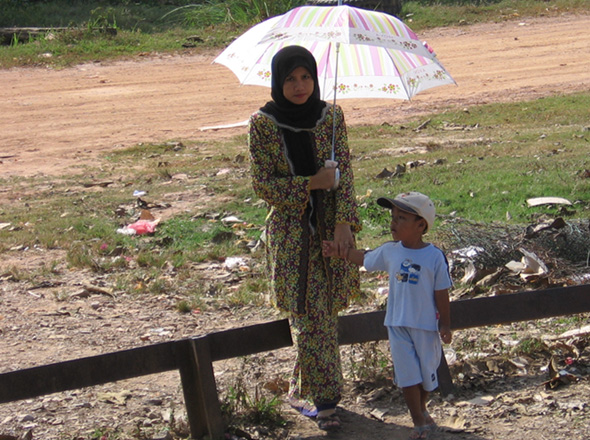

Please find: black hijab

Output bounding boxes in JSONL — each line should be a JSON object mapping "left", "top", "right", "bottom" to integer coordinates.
{"left": 259, "top": 46, "right": 328, "bottom": 177}
{"left": 260, "top": 45, "right": 327, "bottom": 130}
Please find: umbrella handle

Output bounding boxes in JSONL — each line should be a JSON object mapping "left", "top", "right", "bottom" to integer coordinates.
{"left": 325, "top": 159, "right": 340, "bottom": 191}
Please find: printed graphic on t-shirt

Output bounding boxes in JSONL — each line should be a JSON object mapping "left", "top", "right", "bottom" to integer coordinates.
{"left": 395, "top": 259, "right": 421, "bottom": 285}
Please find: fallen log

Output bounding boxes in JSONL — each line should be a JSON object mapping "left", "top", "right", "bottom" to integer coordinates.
{"left": 0, "top": 27, "right": 68, "bottom": 44}
{"left": 0, "top": 26, "right": 116, "bottom": 45}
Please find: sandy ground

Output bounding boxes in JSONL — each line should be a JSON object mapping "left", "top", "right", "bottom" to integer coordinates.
{"left": 1, "top": 14, "right": 590, "bottom": 178}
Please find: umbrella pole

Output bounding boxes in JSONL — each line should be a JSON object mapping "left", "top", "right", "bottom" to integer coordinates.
{"left": 328, "top": 0, "right": 342, "bottom": 190}
{"left": 327, "top": 41, "right": 341, "bottom": 191}
{"left": 330, "top": 41, "right": 340, "bottom": 161}
{"left": 331, "top": 0, "right": 343, "bottom": 161}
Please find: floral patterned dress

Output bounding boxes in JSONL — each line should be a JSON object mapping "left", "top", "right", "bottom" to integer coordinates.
{"left": 248, "top": 103, "right": 360, "bottom": 409}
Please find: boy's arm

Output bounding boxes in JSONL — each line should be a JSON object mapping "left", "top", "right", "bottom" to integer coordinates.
{"left": 344, "top": 247, "right": 365, "bottom": 266}
{"left": 322, "top": 240, "right": 365, "bottom": 266}
{"left": 434, "top": 288, "right": 452, "bottom": 344}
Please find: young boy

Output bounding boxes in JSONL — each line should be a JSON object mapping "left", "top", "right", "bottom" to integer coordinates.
{"left": 323, "top": 192, "right": 452, "bottom": 440}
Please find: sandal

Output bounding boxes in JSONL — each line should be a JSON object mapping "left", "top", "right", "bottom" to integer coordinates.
{"left": 408, "top": 425, "right": 429, "bottom": 439}
{"left": 289, "top": 399, "right": 317, "bottom": 418}
{"left": 317, "top": 413, "right": 341, "bottom": 431}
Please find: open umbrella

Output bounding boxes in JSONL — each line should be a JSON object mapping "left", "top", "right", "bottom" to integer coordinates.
{"left": 214, "top": 4, "right": 455, "bottom": 102}
{"left": 214, "top": 3, "right": 455, "bottom": 187}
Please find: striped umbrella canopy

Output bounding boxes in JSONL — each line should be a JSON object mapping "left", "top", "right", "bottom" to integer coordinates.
{"left": 214, "top": 4, "right": 455, "bottom": 101}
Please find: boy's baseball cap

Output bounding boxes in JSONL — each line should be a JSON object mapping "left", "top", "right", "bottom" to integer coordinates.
{"left": 377, "top": 192, "right": 436, "bottom": 232}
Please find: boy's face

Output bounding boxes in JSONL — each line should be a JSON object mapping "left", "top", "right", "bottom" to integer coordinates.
{"left": 389, "top": 206, "right": 426, "bottom": 241}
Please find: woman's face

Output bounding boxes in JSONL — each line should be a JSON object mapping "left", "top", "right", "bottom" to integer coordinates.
{"left": 282, "top": 66, "right": 314, "bottom": 105}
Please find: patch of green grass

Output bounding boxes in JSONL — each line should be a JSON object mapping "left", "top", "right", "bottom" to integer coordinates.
{"left": 1, "top": 0, "right": 587, "bottom": 68}
{"left": 176, "top": 298, "right": 200, "bottom": 313}
{"left": 0, "top": 26, "right": 221, "bottom": 69}
{"left": 1, "top": 93, "right": 589, "bottom": 316}
{"left": 88, "top": 427, "right": 121, "bottom": 440}
{"left": 177, "top": 0, "right": 306, "bottom": 25}
{"left": 0, "top": 0, "right": 196, "bottom": 31}
{"left": 228, "top": 276, "right": 269, "bottom": 308}
{"left": 221, "top": 356, "right": 287, "bottom": 430}
{"left": 348, "top": 92, "right": 590, "bottom": 248}
{"left": 403, "top": 0, "right": 590, "bottom": 30}
{"left": 553, "top": 315, "right": 588, "bottom": 327}
{"left": 0, "top": 139, "right": 261, "bottom": 299}
{"left": 2, "top": 92, "right": 589, "bottom": 279}
{"left": 346, "top": 341, "right": 392, "bottom": 384}
{"left": 512, "top": 336, "right": 548, "bottom": 356}
{"left": 0, "top": 0, "right": 304, "bottom": 68}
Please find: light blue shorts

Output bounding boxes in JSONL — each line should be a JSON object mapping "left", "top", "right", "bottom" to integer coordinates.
{"left": 387, "top": 326, "right": 442, "bottom": 391}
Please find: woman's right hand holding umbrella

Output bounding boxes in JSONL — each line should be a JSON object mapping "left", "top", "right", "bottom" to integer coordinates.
{"left": 310, "top": 165, "right": 337, "bottom": 190}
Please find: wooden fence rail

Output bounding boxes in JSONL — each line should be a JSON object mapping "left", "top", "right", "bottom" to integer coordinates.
{"left": 1, "top": 284, "right": 589, "bottom": 439}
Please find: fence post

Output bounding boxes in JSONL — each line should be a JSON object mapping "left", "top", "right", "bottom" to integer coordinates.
{"left": 177, "top": 337, "right": 225, "bottom": 440}
{"left": 436, "top": 348, "right": 454, "bottom": 396}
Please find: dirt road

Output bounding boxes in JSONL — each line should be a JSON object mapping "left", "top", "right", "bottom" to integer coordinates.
{"left": 1, "top": 14, "right": 589, "bottom": 178}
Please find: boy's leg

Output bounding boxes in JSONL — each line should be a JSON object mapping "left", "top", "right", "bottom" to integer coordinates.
{"left": 420, "top": 385, "right": 430, "bottom": 414}
{"left": 402, "top": 384, "right": 427, "bottom": 427}
{"left": 388, "top": 326, "right": 440, "bottom": 435}
{"left": 420, "top": 386, "right": 438, "bottom": 429}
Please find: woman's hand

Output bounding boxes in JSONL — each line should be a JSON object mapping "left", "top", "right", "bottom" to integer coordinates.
{"left": 333, "top": 223, "right": 354, "bottom": 259}
{"left": 309, "top": 166, "right": 336, "bottom": 190}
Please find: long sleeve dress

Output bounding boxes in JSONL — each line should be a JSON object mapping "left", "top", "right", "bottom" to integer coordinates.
{"left": 248, "top": 103, "right": 360, "bottom": 409}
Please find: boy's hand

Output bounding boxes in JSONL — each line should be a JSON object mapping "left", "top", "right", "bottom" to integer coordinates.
{"left": 322, "top": 240, "right": 339, "bottom": 257}
{"left": 439, "top": 325, "right": 452, "bottom": 344}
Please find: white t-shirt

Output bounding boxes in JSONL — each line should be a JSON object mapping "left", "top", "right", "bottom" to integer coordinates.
{"left": 364, "top": 241, "right": 452, "bottom": 331}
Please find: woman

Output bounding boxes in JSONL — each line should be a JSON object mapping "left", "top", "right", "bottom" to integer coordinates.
{"left": 248, "top": 45, "right": 361, "bottom": 430}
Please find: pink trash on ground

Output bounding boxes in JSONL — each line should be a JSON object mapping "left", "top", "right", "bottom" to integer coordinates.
{"left": 127, "top": 219, "right": 160, "bottom": 235}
